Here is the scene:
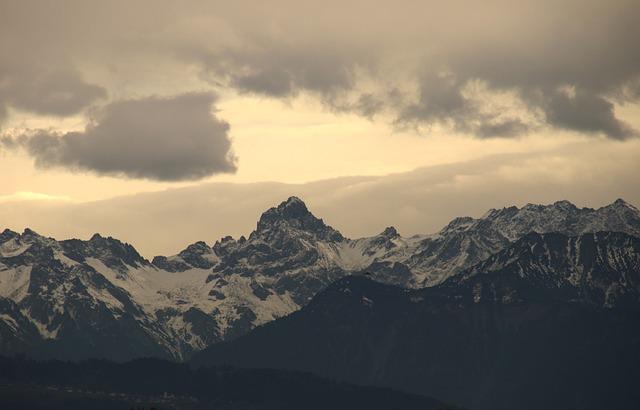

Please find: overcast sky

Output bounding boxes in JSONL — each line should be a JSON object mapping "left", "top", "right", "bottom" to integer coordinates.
{"left": 1, "top": 0, "right": 639, "bottom": 255}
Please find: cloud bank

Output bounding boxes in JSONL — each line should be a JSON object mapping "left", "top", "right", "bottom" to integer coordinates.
{"left": 1, "top": 139, "right": 638, "bottom": 257}
{"left": 188, "top": 1, "right": 640, "bottom": 139}
{"left": 1, "top": 93, "right": 236, "bottom": 181}
{"left": 1, "top": 0, "right": 639, "bottom": 141}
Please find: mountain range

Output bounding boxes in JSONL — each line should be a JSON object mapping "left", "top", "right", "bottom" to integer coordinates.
{"left": 1, "top": 197, "right": 639, "bottom": 361}
{"left": 193, "top": 231, "right": 640, "bottom": 410}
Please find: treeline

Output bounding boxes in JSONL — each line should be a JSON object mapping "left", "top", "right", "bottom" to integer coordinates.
{"left": 0, "top": 355, "right": 458, "bottom": 410}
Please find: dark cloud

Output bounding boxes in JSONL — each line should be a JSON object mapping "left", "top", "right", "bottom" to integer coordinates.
{"left": 2, "top": 93, "right": 237, "bottom": 181}
{"left": 538, "top": 90, "right": 636, "bottom": 139}
{"left": 395, "top": 73, "right": 532, "bottom": 138}
{"left": 398, "top": 72, "right": 472, "bottom": 126}
{"left": 1, "top": 0, "right": 640, "bottom": 140}
{"left": 198, "top": 44, "right": 360, "bottom": 100}
{"left": 184, "top": 1, "right": 640, "bottom": 139}
{"left": 475, "top": 119, "right": 531, "bottom": 139}
{"left": 0, "top": 64, "right": 106, "bottom": 120}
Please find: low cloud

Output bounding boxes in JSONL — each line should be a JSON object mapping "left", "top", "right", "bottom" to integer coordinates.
{"left": 1, "top": 93, "right": 237, "bottom": 181}
{"left": 1, "top": 139, "right": 638, "bottom": 257}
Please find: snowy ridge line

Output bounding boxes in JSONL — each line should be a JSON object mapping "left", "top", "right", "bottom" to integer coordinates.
{"left": 0, "top": 197, "right": 639, "bottom": 360}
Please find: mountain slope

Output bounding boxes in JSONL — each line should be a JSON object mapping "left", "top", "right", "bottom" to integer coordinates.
{"left": 0, "top": 229, "right": 183, "bottom": 361}
{"left": 192, "top": 231, "right": 640, "bottom": 410}
{"left": 1, "top": 197, "right": 639, "bottom": 360}
{"left": 382, "top": 198, "right": 640, "bottom": 285}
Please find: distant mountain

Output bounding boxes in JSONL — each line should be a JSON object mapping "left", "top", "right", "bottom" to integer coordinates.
{"left": 377, "top": 198, "right": 640, "bottom": 286}
{"left": 449, "top": 231, "right": 640, "bottom": 307}
{"left": 192, "top": 231, "right": 640, "bottom": 410}
{"left": 0, "top": 229, "right": 186, "bottom": 361}
{"left": 0, "top": 356, "right": 457, "bottom": 410}
{"left": 1, "top": 197, "right": 639, "bottom": 360}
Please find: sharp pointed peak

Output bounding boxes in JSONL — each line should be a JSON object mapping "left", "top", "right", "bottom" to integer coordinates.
{"left": 609, "top": 198, "right": 638, "bottom": 211}
{"left": 90, "top": 233, "right": 103, "bottom": 241}
{"left": 277, "top": 196, "right": 309, "bottom": 213}
{"left": 613, "top": 198, "right": 632, "bottom": 206}
{"left": 256, "top": 196, "right": 344, "bottom": 241}
{"left": 0, "top": 228, "right": 19, "bottom": 242}
{"left": 283, "top": 196, "right": 305, "bottom": 205}
{"left": 380, "top": 226, "right": 399, "bottom": 237}
{"left": 2, "top": 228, "right": 19, "bottom": 236}
{"left": 22, "top": 227, "right": 40, "bottom": 236}
{"left": 260, "top": 196, "right": 313, "bottom": 222}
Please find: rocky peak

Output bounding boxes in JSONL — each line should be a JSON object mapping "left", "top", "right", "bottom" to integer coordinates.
{"left": 482, "top": 206, "right": 519, "bottom": 220}
{"left": 614, "top": 198, "right": 631, "bottom": 206}
{"left": 256, "top": 197, "right": 344, "bottom": 242}
{"left": 278, "top": 196, "right": 308, "bottom": 216}
{"left": 21, "top": 228, "right": 42, "bottom": 240}
{"left": 257, "top": 197, "right": 313, "bottom": 227}
{"left": 609, "top": 198, "right": 639, "bottom": 212}
{"left": 18, "top": 228, "right": 59, "bottom": 249}
{"left": 0, "top": 229, "right": 19, "bottom": 243}
{"left": 440, "top": 217, "right": 475, "bottom": 234}
{"left": 153, "top": 241, "right": 217, "bottom": 272}
{"left": 212, "top": 236, "right": 236, "bottom": 256}
{"left": 178, "top": 241, "right": 218, "bottom": 268}
{"left": 216, "top": 235, "right": 235, "bottom": 245}
{"left": 551, "top": 200, "right": 578, "bottom": 211}
{"left": 180, "top": 241, "right": 211, "bottom": 254}
{"left": 88, "top": 234, "right": 142, "bottom": 257}
{"left": 380, "top": 226, "right": 399, "bottom": 238}
{"left": 521, "top": 203, "right": 544, "bottom": 211}
{"left": 62, "top": 234, "right": 148, "bottom": 270}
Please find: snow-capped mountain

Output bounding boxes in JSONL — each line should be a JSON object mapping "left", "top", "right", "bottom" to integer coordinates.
{"left": 1, "top": 197, "right": 639, "bottom": 361}
{"left": 442, "top": 230, "right": 640, "bottom": 307}
{"left": 367, "top": 198, "right": 640, "bottom": 286}
{"left": 192, "top": 231, "right": 640, "bottom": 410}
{"left": 0, "top": 229, "right": 189, "bottom": 361}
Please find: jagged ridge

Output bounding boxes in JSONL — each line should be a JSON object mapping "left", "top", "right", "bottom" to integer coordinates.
{"left": 1, "top": 197, "right": 639, "bottom": 361}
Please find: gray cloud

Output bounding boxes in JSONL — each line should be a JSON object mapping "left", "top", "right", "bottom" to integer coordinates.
{"left": 0, "top": 104, "right": 7, "bottom": 126}
{"left": 2, "top": 93, "right": 237, "bottom": 181}
{"left": 0, "top": 64, "right": 106, "bottom": 120}
{"left": 399, "top": 72, "right": 471, "bottom": 126}
{"left": 537, "top": 89, "right": 636, "bottom": 139}
{"left": 197, "top": 43, "right": 362, "bottom": 100}
{"left": 1, "top": 1, "right": 640, "bottom": 140}
{"left": 185, "top": 1, "right": 640, "bottom": 139}
{"left": 395, "top": 73, "right": 533, "bottom": 138}
{"left": 475, "top": 118, "right": 531, "bottom": 139}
